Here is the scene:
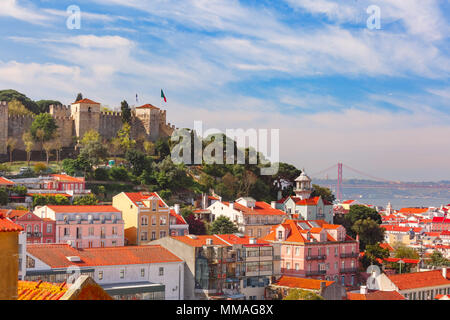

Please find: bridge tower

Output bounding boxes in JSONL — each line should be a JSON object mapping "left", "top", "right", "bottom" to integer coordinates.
{"left": 336, "top": 162, "right": 343, "bottom": 202}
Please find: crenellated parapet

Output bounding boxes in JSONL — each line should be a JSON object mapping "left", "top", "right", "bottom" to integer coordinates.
{"left": 0, "top": 101, "right": 8, "bottom": 155}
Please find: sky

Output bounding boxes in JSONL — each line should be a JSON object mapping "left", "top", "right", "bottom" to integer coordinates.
{"left": 0, "top": 0, "right": 449, "bottom": 182}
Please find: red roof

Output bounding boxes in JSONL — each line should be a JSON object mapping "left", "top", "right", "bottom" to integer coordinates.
{"left": 215, "top": 234, "right": 269, "bottom": 246}
{"left": 398, "top": 208, "right": 428, "bottom": 214}
{"left": 172, "top": 235, "right": 229, "bottom": 247}
{"left": 387, "top": 270, "right": 450, "bottom": 290}
{"left": 27, "top": 244, "right": 182, "bottom": 268}
{"left": 347, "top": 290, "right": 405, "bottom": 300}
{"left": 170, "top": 209, "right": 188, "bottom": 225}
{"left": 73, "top": 98, "right": 100, "bottom": 105}
{"left": 136, "top": 104, "right": 160, "bottom": 110}
{"left": 0, "top": 209, "right": 29, "bottom": 219}
{"left": 46, "top": 205, "right": 120, "bottom": 213}
{"left": 18, "top": 281, "right": 68, "bottom": 300}
{"left": 379, "top": 243, "right": 394, "bottom": 252}
{"left": 0, "top": 214, "right": 24, "bottom": 232}
{"left": 123, "top": 192, "right": 168, "bottom": 209}
{"left": 381, "top": 225, "right": 422, "bottom": 233}
{"left": 432, "top": 217, "right": 450, "bottom": 224}
{"left": 51, "top": 174, "right": 85, "bottom": 183}
{"left": 225, "top": 201, "right": 286, "bottom": 216}
{"left": 0, "top": 177, "right": 15, "bottom": 185}
{"left": 273, "top": 276, "right": 334, "bottom": 290}
{"left": 384, "top": 258, "right": 420, "bottom": 264}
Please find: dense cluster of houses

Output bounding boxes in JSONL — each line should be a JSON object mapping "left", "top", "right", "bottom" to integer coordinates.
{"left": 1, "top": 171, "right": 449, "bottom": 300}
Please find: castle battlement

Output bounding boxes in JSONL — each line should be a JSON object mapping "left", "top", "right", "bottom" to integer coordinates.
{"left": 8, "top": 114, "right": 35, "bottom": 119}
{"left": 100, "top": 111, "right": 122, "bottom": 117}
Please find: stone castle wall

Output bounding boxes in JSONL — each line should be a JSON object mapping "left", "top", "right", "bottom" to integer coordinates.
{"left": 0, "top": 101, "right": 177, "bottom": 156}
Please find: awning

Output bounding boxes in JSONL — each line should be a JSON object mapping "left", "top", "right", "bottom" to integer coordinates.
{"left": 101, "top": 282, "right": 165, "bottom": 295}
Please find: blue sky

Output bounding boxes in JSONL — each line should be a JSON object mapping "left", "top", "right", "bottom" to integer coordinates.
{"left": 0, "top": 0, "right": 449, "bottom": 181}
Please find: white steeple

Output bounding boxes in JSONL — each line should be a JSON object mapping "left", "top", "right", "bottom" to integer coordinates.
{"left": 294, "top": 169, "right": 312, "bottom": 200}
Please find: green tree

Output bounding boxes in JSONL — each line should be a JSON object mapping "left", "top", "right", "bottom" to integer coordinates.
{"left": 35, "top": 100, "right": 62, "bottom": 113}
{"left": 310, "top": 184, "right": 336, "bottom": 204}
{"left": 11, "top": 185, "right": 27, "bottom": 196}
{"left": 388, "top": 243, "right": 420, "bottom": 273}
{"left": 117, "top": 123, "right": 136, "bottom": 151}
{"left": 283, "top": 289, "right": 324, "bottom": 300}
{"left": 30, "top": 113, "right": 58, "bottom": 147}
{"left": 22, "top": 132, "right": 35, "bottom": 167}
{"left": 361, "top": 243, "right": 390, "bottom": 269}
{"left": 0, "top": 188, "right": 8, "bottom": 206}
{"left": 8, "top": 99, "right": 35, "bottom": 116}
{"left": 7, "top": 137, "right": 18, "bottom": 163}
{"left": 210, "top": 216, "right": 239, "bottom": 234}
{"left": 73, "top": 194, "right": 99, "bottom": 205}
{"left": 75, "top": 93, "right": 83, "bottom": 102}
{"left": 32, "top": 195, "right": 70, "bottom": 207}
{"left": 427, "top": 251, "right": 450, "bottom": 267}
{"left": 125, "top": 149, "right": 152, "bottom": 176}
{"left": 79, "top": 130, "right": 108, "bottom": 167}
{"left": 33, "top": 162, "right": 48, "bottom": 175}
{"left": 120, "top": 100, "right": 131, "bottom": 124}
{"left": 0, "top": 89, "right": 39, "bottom": 114}
{"left": 352, "top": 218, "right": 385, "bottom": 251}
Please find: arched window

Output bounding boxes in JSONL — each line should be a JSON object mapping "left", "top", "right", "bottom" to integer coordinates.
{"left": 141, "top": 216, "right": 148, "bottom": 226}
{"left": 34, "top": 225, "right": 39, "bottom": 233}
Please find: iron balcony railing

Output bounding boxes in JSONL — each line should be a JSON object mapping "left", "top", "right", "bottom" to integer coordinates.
{"left": 340, "top": 253, "right": 359, "bottom": 259}
{"left": 306, "top": 255, "right": 327, "bottom": 261}
{"left": 305, "top": 270, "right": 327, "bottom": 276}
{"left": 340, "top": 268, "right": 358, "bottom": 273}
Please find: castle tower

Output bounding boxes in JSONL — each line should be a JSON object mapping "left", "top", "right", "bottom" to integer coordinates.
{"left": 70, "top": 98, "right": 101, "bottom": 140}
{"left": 294, "top": 170, "right": 312, "bottom": 200}
{"left": 134, "top": 104, "right": 161, "bottom": 141}
{"left": 0, "top": 101, "right": 8, "bottom": 155}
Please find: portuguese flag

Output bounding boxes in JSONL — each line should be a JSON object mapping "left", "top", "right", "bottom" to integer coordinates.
{"left": 161, "top": 89, "right": 167, "bottom": 103}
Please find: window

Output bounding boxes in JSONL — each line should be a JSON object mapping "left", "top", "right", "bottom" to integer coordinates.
{"left": 101, "top": 226, "right": 106, "bottom": 238}
{"left": 112, "top": 227, "right": 117, "bottom": 235}
{"left": 64, "top": 227, "right": 70, "bottom": 236}
{"left": 141, "top": 216, "right": 148, "bottom": 226}
{"left": 257, "top": 229, "right": 262, "bottom": 238}
{"left": 112, "top": 240, "right": 117, "bottom": 246}
{"left": 34, "top": 225, "right": 39, "bottom": 233}
{"left": 98, "top": 271, "right": 103, "bottom": 280}
{"left": 160, "top": 231, "right": 166, "bottom": 238}
{"left": 27, "top": 225, "right": 32, "bottom": 233}
{"left": 120, "top": 269, "right": 125, "bottom": 278}
{"left": 151, "top": 216, "right": 156, "bottom": 226}
{"left": 286, "top": 247, "right": 290, "bottom": 255}
{"left": 278, "top": 231, "right": 283, "bottom": 240}
{"left": 326, "top": 247, "right": 330, "bottom": 256}
{"left": 26, "top": 256, "right": 35, "bottom": 268}
{"left": 152, "top": 200, "right": 157, "bottom": 211}
{"left": 159, "top": 267, "right": 164, "bottom": 276}
{"left": 286, "top": 262, "right": 291, "bottom": 270}
{"left": 295, "top": 263, "right": 299, "bottom": 271}
{"left": 334, "top": 262, "right": 338, "bottom": 270}
{"left": 341, "top": 276, "right": 345, "bottom": 286}
{"left": 334, "top": 247, "right": 338, "bottom": 257}
{"left": 151, "top": 232, "right": 156, "bottom": 240}
{"left": 46, "top": 224, "right": 52, "bottom": 233}
{"left": 141, "top": 269, "right": 145, "bottom": 277}
{"left": 295, "top": 247, "right": 300, "bottom": 256}
{"left": 101, "top": 241, "right": 105, "bottom": 248}
{"left": 141, "top": 232, "right": 148, "bottom": 241}
{"left": 307, "top": 248, "right": 312, "bottom": 257}
{"left": 89, "top": 227, "right": 94, "bottom": 236}
{"left": 160, "top": 216, "right": 167, "bottom": 226}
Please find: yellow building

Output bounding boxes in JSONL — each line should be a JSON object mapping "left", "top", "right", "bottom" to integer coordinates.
{"left": 112, "top": 192, "right": 170, "bottom": 245}
{"left": 0, "top": 214, "right": 23, "bottom": 300}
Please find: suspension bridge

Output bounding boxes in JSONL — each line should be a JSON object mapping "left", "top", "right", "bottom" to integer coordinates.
{"left": 309, "top": 163, "right": 450, "bottom": 201}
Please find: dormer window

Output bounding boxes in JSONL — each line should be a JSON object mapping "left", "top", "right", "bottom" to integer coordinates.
{"left": 277, "top": 230, "right": 283, "bottom": 240}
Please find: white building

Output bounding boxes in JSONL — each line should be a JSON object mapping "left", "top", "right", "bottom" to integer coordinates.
{"left": 24, "top": 244, "right": 184, "bottom": 300}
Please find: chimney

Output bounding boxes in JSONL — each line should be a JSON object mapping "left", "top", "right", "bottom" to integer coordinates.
{"left": 443, "top": 267, "right": 447, "bottom": 279}
{"left": 174, "top": 204, "right": 180, "bottom": 214}
{"left": 271, "top": 201, "right": 277, "bottom": 209}
{"left": 360, "top": 285, "right": 368, "bottom": 294}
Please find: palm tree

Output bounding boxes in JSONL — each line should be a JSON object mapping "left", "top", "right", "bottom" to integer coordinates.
{"left": 7, "top": 138, "right": 18, "bottom": 163}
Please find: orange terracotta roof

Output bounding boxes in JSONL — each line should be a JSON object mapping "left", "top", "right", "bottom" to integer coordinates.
{"left": 0, "top": 209, "right": 29, "bottom": 219}
{"left": 387, "top": 270, "right": 450, "bottom": 290}
{"left": 0, "top": 176, "right": 15, "bottom": 185}
{"left": 295, "top": 197, "right": 321, "bottom": 206}
{"left": 123, "top": 192, "right": 168, "bottom": 209}
{"left": 27, "top": 244, "right": 182, "bottom": 268}
{"left": 73, "top": 98, "right": 100, "bottom": 105}
{"left": 379, "top": 243, "right": 394, "bottom": 252}
{"left": 46, "top": 205, "right": 120, "bottom": 213}
{"left": 273, "top": 276, "right": 334, "bottom": 290}
{"left": 435, "top": 294, "right": 450, "bottom": 300}
{"left": 0, "top": 214, "right": 24, "bottom": 232}
{"left": 170, "top": 209, "right": 188, "bottom": 225}
{"left": 232, "top": 201, "right": 286, "bottom": 216}
{"left": 398, "top": 208, "right": 428, "bottom": 214}
{"left": 173, "top": 235, "right": 229, "bottom": 247}
{"left": 136, "top": 104, "right": 160, "bottom": 110}
{"left": 347, "top": 291, "right": 405, "bottom": 300}
{"left": 18, "top": 281, "right": 68, "bottom": 300}
{"left": 51, "top": 174, "right": 85, "bottom": 183}
{"left": 215, "top": 234, "right": 269, "bottom": 246}
{"left": 384, "top": 258, "right": 420, "bottom": 264}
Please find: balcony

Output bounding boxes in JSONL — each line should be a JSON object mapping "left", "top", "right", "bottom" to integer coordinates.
{"left": 305, "top": 255, "right": 326, "bottom": 261}
{"left": 340, "top": 253, "right": 359, "bottom": 259}
{"left": 305, "top": 270, "right": 327, "bottom": 276}
{"left": 340, "top": 268, "right": 358, "bottom": 274}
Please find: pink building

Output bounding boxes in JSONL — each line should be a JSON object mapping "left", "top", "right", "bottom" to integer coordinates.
{"left": 263, "top": 219, "right": 359, "bottom": 288}
{"left": 1, "top": 209, "right": 56, "bottom": 244}
{"left": 33, "top": 205, "right": 124, "bottom": 249}
{"left": 46, "top": 174, "right": 86, "bottom": 192}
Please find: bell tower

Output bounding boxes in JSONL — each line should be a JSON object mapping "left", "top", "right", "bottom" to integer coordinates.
{"left": 294, "top": 170, "right": 312, "bottom": 200}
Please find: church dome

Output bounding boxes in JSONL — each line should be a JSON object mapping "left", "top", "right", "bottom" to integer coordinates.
{"left": 295, "top": 171, "right": 311, "bottom": 182}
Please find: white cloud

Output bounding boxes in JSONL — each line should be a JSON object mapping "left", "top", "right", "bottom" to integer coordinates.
{"left": 0, "top": 0, "right": 49, "bottom": 24}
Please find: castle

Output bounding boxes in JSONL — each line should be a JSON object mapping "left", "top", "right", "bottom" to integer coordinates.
{"left": 0, "top": 98, "right": 176, "bottom": 156}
